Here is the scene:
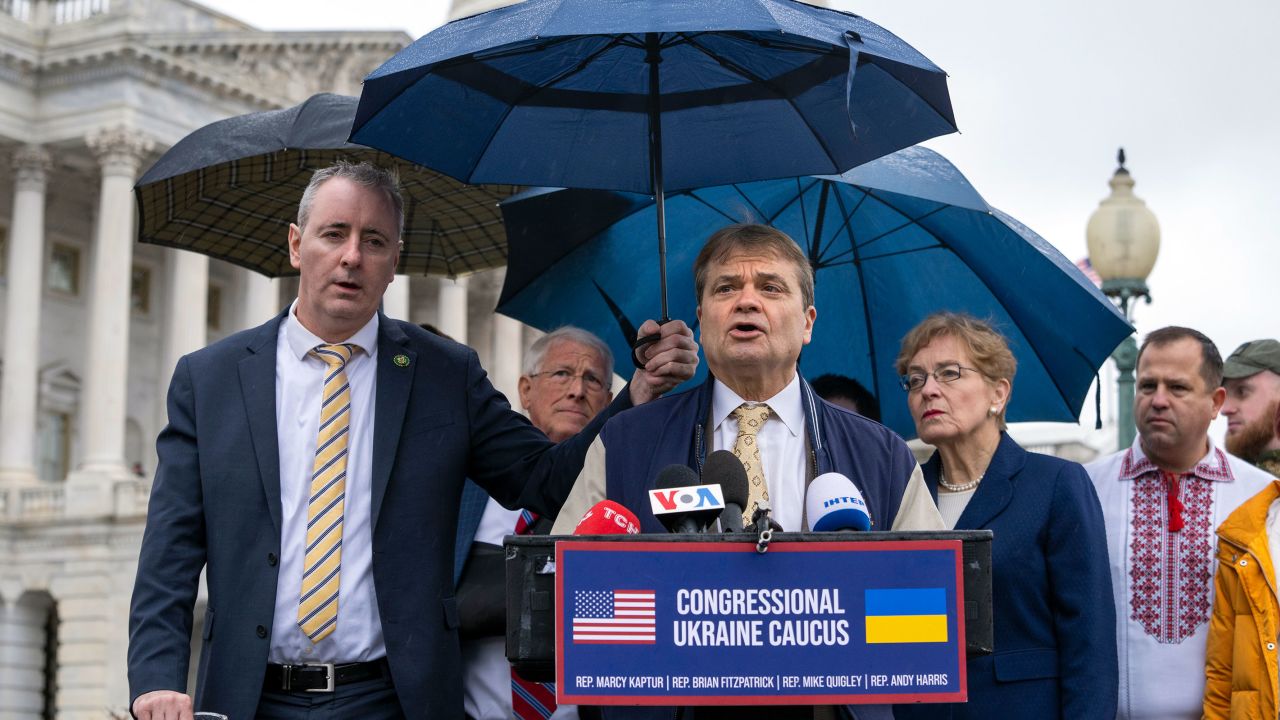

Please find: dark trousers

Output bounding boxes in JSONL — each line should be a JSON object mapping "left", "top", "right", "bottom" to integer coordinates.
{"left": 255, "top": 676, "right": 405, "bottom": 720}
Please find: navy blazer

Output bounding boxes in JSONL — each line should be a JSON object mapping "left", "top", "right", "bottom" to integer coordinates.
{"left": 127, "top": 311, "right": 630, "bottom": 720}
{"left": 454, "top": 480, "right": 491, "bottom": 584}
{"left": 895, "top": 433, "right": 1117, "bottom": 720}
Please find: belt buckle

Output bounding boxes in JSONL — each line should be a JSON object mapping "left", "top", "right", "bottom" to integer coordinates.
{"left": 280, "top": 662, "right": 335, "bottom": 693}
{"left": 303, "top": 662, "right": 335, "bottom": 693}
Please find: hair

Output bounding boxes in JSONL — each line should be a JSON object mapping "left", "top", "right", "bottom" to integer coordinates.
{"left": 522, "top": 326, "right": 614, "bottom": 379}
{"left": 417, "top": 322, "right": 453, "bottom": 343}
{"left": 692, "top": 224, "right": 815, "bottom": 309}
{"left": 1138, "top": 326, "right": 1224, "bottom": 389}
{"left": 297, "top": 160, "right": 405, "bottom": 241}
{"left": 895, "top": 312, "right": 1017, "bottom": 429}
{"left": 811, "top": 373, "right": 881, "bottom": 422}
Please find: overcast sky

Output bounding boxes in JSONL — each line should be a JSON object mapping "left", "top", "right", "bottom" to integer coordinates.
{"left": 202, "top": 0, "right": 1279, "bottom": 442}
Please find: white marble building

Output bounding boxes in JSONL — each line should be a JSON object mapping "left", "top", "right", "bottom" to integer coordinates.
{"left": 0, "top": 1, "right": 544, "bottom": 717}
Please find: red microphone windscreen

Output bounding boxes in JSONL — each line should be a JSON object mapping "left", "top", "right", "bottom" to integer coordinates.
{"left": 573, "top": 500, "right": 642, "bottom": 535}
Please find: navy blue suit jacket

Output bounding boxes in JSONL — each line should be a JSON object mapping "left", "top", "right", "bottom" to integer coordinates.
{"left": 895, "top": 433, "right": 1117, "bottom": 720}
{"left": 454, "top": 481, "right": 490, "bottom": 585}
{"left": 127, "top": 311, "right": 629, "bottom": 720}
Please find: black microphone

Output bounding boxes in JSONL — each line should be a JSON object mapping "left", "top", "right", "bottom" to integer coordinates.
{"left": 702, "top": 450, "right": 748, "bottom": 532}
{"left": 649, "top": 465, "right": 722, "bottom": 534}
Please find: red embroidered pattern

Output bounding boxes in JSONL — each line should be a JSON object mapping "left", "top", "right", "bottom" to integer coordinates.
{"left": 1126, "top": 450, "right": 1225, "bottom": 644}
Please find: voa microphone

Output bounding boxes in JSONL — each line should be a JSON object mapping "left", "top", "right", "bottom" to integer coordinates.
{"left": 648, "top": 465, "right": 724, "bottom": 534}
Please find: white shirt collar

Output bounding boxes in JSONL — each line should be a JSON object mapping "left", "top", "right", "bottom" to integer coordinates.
{"left": 284, "top": 298, "right": 380, "bottom": 360}
{"left": 711, "top": 373, "right": 804, "bottom": 438}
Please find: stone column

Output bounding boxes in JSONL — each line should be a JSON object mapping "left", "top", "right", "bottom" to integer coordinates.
{"left": 157, "top": 249, "right": 208, "bottom": 430}
{"left": 72, "top": 128, "right": 153, "bottom": 498}
{"left": 382, "top": 275, "right": 411, "bottom": 321}
{"left": 491, "top": 314, "right": 523, "bottom": 407}
{"left": 0, "top": 593, "right": 53, "bottom": 719}
{"left": 0, "top": 146, "right": 52, "bottom": 487}
{"left": 438, "top": 276, "right": 469, "bottom": 344}
{"left": 241, "top": 269, "right": 280, "bottom": 330}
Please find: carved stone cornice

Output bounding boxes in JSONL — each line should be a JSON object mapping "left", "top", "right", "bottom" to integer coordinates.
{"left": 85, "top": 126, "right": 154, "bottom": 177}
{"left": 32, "top": 31, "right": 408, "bottom": 110}
{"left": 11, "top": 145, "right": 52, "bottom": 190}
{"left": 156, "top": 34, "right": 410, "bottom": 105}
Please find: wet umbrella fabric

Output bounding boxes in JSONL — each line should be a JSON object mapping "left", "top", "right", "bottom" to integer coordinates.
{"left": 496, "top": 146, "right": 1132, "bottom": 437}
{"left": 135, "top": 92, "right": 518, "bottom": 278}
{"left": 351, "top": 0, "right": 957, "bottom": 316}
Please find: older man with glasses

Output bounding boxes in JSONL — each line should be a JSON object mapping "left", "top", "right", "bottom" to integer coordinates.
{"left": 455, "top": 327, "right": 617, "bottom": 720}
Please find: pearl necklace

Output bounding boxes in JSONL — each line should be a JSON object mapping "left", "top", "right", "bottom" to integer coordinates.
{"left": 939, "top": 468, "right": 982, "bottom": 493}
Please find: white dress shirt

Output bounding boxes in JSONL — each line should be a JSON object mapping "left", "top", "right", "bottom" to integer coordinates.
{"left": 269, "top": 301, "right": 386, "bottom": 664}
{"left": 709, "top": 375, "right": 807, "bottom": 532}
{"left": 463, "top": 497, "right": 579, "bottom": 720}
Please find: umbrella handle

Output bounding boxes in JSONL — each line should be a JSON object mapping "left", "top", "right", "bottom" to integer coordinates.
{"left": 631, "top": 318, "right": 672, "bottom": 370}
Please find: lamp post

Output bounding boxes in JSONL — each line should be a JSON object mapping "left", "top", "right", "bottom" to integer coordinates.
{"left": 1086, "top": 148, "right": 1161, "bottom": 451}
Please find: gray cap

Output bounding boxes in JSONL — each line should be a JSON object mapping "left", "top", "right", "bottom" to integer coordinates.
{"left": 1223, "top": 339, "right": 1280, "bottom": 379}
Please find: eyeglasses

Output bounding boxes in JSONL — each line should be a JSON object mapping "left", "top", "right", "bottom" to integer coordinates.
{"left": 529, "top": 369, "right": 608, "bottom": 393}
{"left": 899, "top": 364, "right": 981, "bottom": 392}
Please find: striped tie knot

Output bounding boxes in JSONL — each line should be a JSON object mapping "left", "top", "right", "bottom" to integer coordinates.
{"left": 311, "top": 343, "right": 355, "bottom": 369}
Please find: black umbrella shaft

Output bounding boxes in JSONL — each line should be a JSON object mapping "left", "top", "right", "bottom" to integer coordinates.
{"left": 646, "top": 32, "right": 669, "bottom": 322}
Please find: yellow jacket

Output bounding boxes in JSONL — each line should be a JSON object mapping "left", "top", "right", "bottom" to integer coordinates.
{"left": 1204, "top": 479, "right": 1280, "bottom": 720}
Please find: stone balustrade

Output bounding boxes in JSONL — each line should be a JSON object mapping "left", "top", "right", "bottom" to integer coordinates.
{"left": 0, "top": 479, "right": 152, "bottom": 522}
{"left": 0, "top": 0, "right": 111, "bottom": 24}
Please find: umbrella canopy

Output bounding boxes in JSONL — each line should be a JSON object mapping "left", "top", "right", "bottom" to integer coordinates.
{"left": 496, "top": 146, "right": 1132, "bottom": 437}
{"left": 351, "top": 0, "right": 956, "bottom": 194}
{"left": 136, "top": 92, "right": 519, "bottom": 278}
{"left": 351, "top": 0, "right": 956, "bottom": 319}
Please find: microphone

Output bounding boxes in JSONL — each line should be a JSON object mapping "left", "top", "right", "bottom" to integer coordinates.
{"left": 573, "top": 500, "right": 642, "bottom": 535}
{"left": 805, "top": 472, "right": 872, "bottom": 531}
{"left": 702, "top": 450, "right": 748, "bottom": 532}
{"left": 648, "top": 465, "right": 724, "bottom": 534}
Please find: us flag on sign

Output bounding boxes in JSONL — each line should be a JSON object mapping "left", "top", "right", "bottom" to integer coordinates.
{"left": 572, "top": 589, "right": 656, "bottom": 644}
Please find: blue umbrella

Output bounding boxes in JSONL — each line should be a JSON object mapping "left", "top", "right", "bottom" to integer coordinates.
{"left": 495, "top": 146, "right": 1133, "bottom": 437}
{"left": 351, "top": 0, "right": 956, "bottom": 320}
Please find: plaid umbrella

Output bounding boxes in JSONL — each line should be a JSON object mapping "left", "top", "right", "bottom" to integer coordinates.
{"left": 135, "top": 93, "right": 519, "bottom": 278}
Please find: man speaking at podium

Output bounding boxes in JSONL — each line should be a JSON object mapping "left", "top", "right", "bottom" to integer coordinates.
{"left": 554, "top": 223, "right": 942, "bottom": 536}
{"left": 551, "top": 224, "right": 942, "bottom": 719}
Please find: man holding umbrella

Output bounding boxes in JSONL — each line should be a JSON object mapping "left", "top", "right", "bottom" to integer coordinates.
{"left": 127, "top": 160, "right": 698, "bottom": 720}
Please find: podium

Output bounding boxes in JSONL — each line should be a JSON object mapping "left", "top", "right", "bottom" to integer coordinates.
{"left": 505, "top": 531, "right": 992, "bottom": 706}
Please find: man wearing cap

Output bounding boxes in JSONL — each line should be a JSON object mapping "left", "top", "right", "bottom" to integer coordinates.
{"left": 1222, "top": 339, "right": 1280, "bottom": 477}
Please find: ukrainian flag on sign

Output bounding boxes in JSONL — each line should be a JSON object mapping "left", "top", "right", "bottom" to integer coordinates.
{"left": 865, "top": 588, "right": 948, "bottom": 643}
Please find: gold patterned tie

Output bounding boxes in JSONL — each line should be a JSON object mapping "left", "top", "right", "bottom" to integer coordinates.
{"left": 732, "top": 403, "right": 772, "bottom": 522}
{"left": 298, "top": 343, "right": 355, "bottom": 643}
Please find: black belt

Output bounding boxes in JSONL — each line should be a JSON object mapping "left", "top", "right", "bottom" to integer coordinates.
{"left": 264, "top": 658, "right": 390, "bottom": 692}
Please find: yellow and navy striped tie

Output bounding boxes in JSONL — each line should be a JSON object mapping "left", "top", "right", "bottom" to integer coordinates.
{"left": 298, "top": 343, "right": 355, "bottom": 643}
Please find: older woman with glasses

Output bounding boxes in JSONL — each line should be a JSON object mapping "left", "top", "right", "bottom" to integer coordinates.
{"left": 892, "top": 313, "right": 1116, "bottom": 720}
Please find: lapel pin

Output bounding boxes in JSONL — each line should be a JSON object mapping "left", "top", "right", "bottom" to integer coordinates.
{"left": 393, "top": 354, "right": 410, "bottom": 368}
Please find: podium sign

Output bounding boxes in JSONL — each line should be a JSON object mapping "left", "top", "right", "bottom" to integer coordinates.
{"left": 554, "top": 539, "right": 966, "bottom": 706}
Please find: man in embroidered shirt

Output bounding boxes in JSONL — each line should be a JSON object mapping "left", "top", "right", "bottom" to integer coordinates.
{"left": 1221, "top": 339, "right": 1280, "bottom": 477}
{"left": 1085, "top": 326, "right": 1275, "bottom": 719}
